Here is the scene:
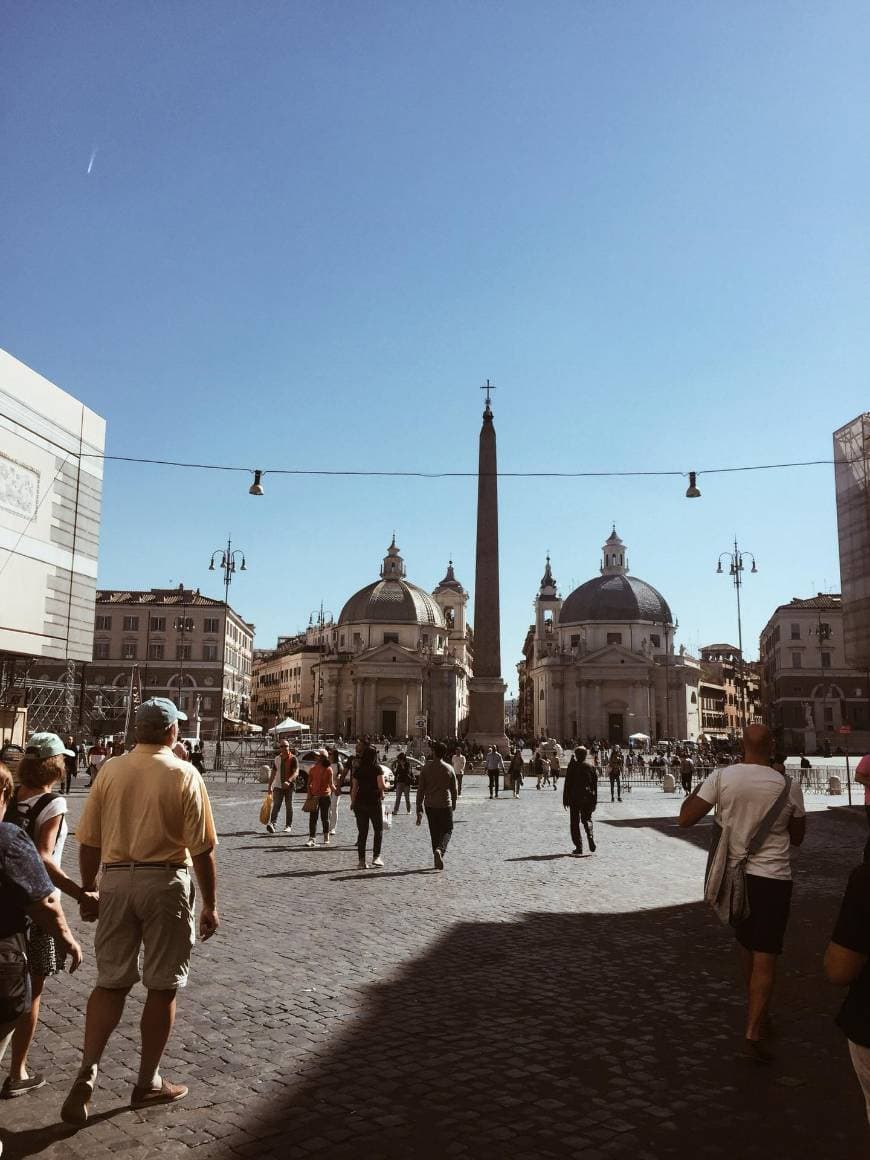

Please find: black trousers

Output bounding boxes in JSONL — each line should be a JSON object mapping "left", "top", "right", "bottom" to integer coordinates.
{"left": 308, "top": 795, "right": 330, "bottom": 837}
{"left": 355, "top": 802, "right": 383, "bottom": 860}
{"left": 425, "top": 806, "right": 453, "bottom": 854}
{"left": 609, "top": 773, "right": 622, "bottom": 800}
{"left": 488, "top": 771, "right": 500, "bottom": 797}
{"left": 569, "top": 804, "right": 594, "bottom": 851}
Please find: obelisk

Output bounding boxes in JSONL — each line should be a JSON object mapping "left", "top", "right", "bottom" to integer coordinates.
{"left": 467, "top": 380, "right": 509, "bottom": 753}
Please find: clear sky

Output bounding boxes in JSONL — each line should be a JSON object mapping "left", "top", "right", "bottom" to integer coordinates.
{"left": 3, "top": 2, "right": 868, "bottom": 686}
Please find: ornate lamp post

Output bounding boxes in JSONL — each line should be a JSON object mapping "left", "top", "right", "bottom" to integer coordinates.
{"left": 208, "top": 538, "right": 246, "bottom": 770}
{"left": 716, "top": 539, "right": 757, "bottom": 732}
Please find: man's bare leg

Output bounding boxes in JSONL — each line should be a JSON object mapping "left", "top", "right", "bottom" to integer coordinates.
{"left": 137, "top": 989, "right": 176, "bottom": 1090}
{"left": 61, "top": 986, "right": 129, "bottom": 1123}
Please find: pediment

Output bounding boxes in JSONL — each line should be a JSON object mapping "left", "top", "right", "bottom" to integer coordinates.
{"left": 357, "top": 642, "right": 421, "bottom": 666}
{"left": 579, "top": 644, "right": 652, "bottom": 668}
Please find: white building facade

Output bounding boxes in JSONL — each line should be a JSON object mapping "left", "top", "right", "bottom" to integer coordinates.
{"left": 523, "top": 530, "right": 700, "bottom": 745}
{"left": 315, "top": 540, "right": 472, "bottom": 741}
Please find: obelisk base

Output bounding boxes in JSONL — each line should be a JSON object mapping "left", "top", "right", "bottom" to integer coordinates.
{"left": 467, "top": 676, "right": 510, "bottom": 755}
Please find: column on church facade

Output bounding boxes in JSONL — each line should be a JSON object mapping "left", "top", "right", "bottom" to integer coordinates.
{"left": 400, "top": 681, "right": 409, "bottom": 738}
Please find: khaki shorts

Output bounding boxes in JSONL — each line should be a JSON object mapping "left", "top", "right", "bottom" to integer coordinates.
{"left": 95, "top": 866, "right": 195, "bottom": 991}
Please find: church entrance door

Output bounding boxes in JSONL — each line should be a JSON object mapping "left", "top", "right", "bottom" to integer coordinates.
{"left": 381, "top": 709, "right": 397, "bottom": 737}
{"left": 608, "top": 713, "right": 624, "bottom": 744}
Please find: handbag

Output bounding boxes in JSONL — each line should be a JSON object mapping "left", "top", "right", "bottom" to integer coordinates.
{"left": 302, "top": 794, "right": 317, "bottom": 813}
{"left": 705, "top": 772, "right": 793, "bottom": 927}
{"left": 382, "top": 802, "right": 393, "bottom": 829}
{"left": 259, "top": 792, "right": 272, "bottom": 825}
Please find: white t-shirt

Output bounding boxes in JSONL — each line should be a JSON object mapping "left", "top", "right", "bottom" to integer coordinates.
{"left": 18, "top": 792, "right": 69, "bottom": 866}
{"left": 452, "top": 754, "right": 466, "bottom": 775}
{"left": 697, "top": 764, "right": 805, "bottom": 881}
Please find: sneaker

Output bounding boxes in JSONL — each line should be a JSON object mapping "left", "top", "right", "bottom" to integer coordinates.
{"left": 329, "top": 829, "right": 336, "bottom": 836}
{"left": 372, "top": 856, "right": 384, "bottom": 868}
{"left": 434, "top": 848, "right": 444, "bottom": 870}
{"left": 306, "top": 838, "right": 315, "bottom": 848}
{"left": 322, "top": 835, "right": 331, "bottom": 847}
{"left": 283, "top": 826, "right": 292, "bottom": 833}
{"left": 572, "top": 847, "right": 583, "bottom": 857}
{"left": 61, "top": 1077, "right": 94, "bottom": 1125}
{"left": 130, "top": 1077, "right": 189, "bottom": 1110}
{"left": 2, "top": 1074, "right": 46, "bottom": 1098}
{"left": 266, "top": 823, "right": 275, "bottom": 834}
{"left": 357, "top": 859, "right": 368, "bottom": 870}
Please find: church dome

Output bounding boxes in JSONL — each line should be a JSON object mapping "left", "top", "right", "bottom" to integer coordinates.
{"left": 559, "top": 573, "right": 672, "bottom": 626}
{"left": 338, "top": 538, "right": 446, "bottom": 628}
{"left": 557, "top": 527, "right": 673, "bottom": 626}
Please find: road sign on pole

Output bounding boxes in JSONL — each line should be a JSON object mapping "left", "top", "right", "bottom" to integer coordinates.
{"left": 414, "top": 715, "right": 427, "bottom": 731}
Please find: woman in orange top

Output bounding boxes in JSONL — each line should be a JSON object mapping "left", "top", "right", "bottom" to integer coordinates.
{"left": 306, "top": 751, "right": 335, "bottom": 848}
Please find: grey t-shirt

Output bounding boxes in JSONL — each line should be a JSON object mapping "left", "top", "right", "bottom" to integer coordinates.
{"left": 697, "top": 763, "right": 805, "bottom": 880}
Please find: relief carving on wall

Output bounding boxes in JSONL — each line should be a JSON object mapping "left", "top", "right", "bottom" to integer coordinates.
{"left": 0, "top": 452, "right": 40, "bottom": 520}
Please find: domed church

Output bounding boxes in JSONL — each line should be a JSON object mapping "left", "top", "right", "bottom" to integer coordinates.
{"left": 315, "top": 538, "right": 472, "bottom": 739}
{"left": 519, "top": 529, "right": 700, "bottom": 744}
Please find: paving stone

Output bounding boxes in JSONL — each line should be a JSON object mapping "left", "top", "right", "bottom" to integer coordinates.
{"left": 0, "top": 782, "right": 866, "bottom": 1159}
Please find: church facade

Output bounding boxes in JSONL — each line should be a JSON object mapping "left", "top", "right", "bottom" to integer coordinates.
{"left": 314, "top": 539, "right": 472, "bottom": 740}
{"left": 518, "top": 530, "right": 700, "bottom": 744}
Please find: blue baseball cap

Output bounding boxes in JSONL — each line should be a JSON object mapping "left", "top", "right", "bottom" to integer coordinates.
{"left": 25, "top": 732, "right": 76, "bottom": 759}
{"left": 136, "top": 697, "right": 187, "bottom": 729}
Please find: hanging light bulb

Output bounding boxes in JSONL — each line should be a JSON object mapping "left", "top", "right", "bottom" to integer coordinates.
{"left": 685, "top": 471, "right": 701, "bottom": 499}
{"left": 716, "top": 561, "right": 723, "bottom": 574}
{"left": 249, "top": 470, "right": 265, "bottom": 496}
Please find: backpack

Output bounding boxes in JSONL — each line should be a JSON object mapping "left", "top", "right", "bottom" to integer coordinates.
{"left": 6, "top": 793, "right": 58, "bottom": 841}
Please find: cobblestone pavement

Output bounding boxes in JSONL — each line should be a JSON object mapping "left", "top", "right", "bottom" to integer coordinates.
{"left": 2, "top": 777, "right": 867, "bottom": 1159}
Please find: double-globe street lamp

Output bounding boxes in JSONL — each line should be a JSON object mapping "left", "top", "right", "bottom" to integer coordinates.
{"left": 208, "top": 538, "right": 247, "bottom": 770}
{"left": 716, "top": 539, "right": 758, "bottom": 733}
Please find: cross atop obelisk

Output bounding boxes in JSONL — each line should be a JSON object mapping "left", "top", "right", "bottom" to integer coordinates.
{"left": 467, "top": 377, "right": 508, "bottom": 753}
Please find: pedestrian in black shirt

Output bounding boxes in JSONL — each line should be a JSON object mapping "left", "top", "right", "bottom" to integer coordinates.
{"left": 563, "top": 746, "right": 598, "bottom": 855}
{"left": 825, "top": 862, "right": 870, "bottom": 1122}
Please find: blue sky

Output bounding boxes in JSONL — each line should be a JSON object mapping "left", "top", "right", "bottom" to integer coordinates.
{"left": 3, "top": 2, "right": 868, "bottom": 687}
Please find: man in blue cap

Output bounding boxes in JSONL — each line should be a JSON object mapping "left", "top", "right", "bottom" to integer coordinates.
{"left": 61, "top": 698, "right": 219, "bottom": 1125}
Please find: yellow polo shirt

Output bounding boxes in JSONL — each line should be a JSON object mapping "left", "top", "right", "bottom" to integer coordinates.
{"left": 76, "top": 744, "right": 218, "bottom": 865}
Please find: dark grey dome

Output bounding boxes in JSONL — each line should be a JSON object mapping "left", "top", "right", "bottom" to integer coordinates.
{"left": 338, "top": 579, "right": 446, "bottom": 627}
{"left": 560, "top": 574, "right": 672, "bottom": 625}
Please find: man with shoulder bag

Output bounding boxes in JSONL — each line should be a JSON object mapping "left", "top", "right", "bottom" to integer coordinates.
{"left": 679, "top": 724, "right": 806, "bottom": 1063}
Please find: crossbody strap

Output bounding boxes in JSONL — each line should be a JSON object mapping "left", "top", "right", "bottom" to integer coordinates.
{"left": 746, "top": 775, "right": 792, "bottom": 856}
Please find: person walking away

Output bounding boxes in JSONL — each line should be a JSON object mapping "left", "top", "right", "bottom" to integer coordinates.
{"left": 416, "top": 742, "right": 458, "bottom": 870}
{"left": 267, "top": 740, "right": 298, "bottom": 834}
{"left": 855, "top": 753, "right": 870, "bottom": 862}
{"left": 2, "top": 735, "right": 96, "bottom": 1098}
{"left": 680, "top": 753, "right": 695, "bottom": 797}
{"left": 508, "top": 750, "right": 524, "bottom": 798}
{"left": 305, "top": 751, "right": 334, "bottom": 847}
{"left": 678, "top": 724, "right": 805, "bottom": 1063}
{"left": 608, "top": 748, "right": 624, "bottom": 803}
{"left": 799, "top": 752, "right": 812, "bottom": 789}
{"left": 190, "top": 744, "right": 205, "bottom": 776}
{"left": 533, "top": 750, "right": 545, "bottom": 789}
{"left": 825, "top": 859, "right": 870, "bottom": 1122}
{"left": 451, "top": 749, "right": 466, "bottom": 797}
{"left": 549, "top": 752, "right": 560, "bottom": 791}
{"left": 60, "top": 697, "right": 219, "bottom": 1124}
{"left": 0, "top": 762, "right": 82, "bottom": 1100}
{"left": 351, "top": 744, "right": 385, "bottom": 869}
{"left": 485, "top": 747, "right": 505, "bottom": 798}
{"left": 328, "top": 749, "right": 346, "bottom": 836}
{"left": 563, "top": 746, "right": 598, "bottom": 855}
{"left": 87, "top": 740, "right": 107, "bottom": 785}
{"left": 393, "top": 752, "right": 413, "bottom": 815}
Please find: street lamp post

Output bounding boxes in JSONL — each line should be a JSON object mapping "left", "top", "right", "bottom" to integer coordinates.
{"left": 717, "top": 538, "right": 758, "bottom": 733}
{"left": 173, "top": 590, "right": 193, "bottom": 717}
{"left": 208, "top": 537, "right": 247, "bottom": 771}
